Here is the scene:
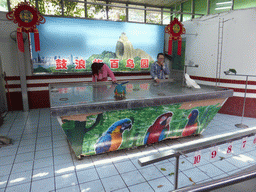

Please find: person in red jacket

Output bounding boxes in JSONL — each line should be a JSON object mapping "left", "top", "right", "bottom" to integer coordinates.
{"left": 91, "top": 62, "right": 117, "bottom": 83}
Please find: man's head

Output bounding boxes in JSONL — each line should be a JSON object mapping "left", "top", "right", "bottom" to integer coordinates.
{"left": 157, "top": 53, "right": 165, "bottom": 64}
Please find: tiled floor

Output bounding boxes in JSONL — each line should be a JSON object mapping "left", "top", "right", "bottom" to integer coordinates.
{"left": 1, "top": 108, "right": 256, "bottom": 192}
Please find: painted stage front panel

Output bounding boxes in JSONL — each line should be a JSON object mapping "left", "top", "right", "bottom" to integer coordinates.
{"left": 58, "top": 98, "right": 226, "bottom": 157}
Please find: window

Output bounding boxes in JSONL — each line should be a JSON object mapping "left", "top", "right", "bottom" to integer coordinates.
{"left": 63, "top": 0, "right": 85, "bottom": 17}
{"left": 10, "top": 0, "right": 36, "bottom": 9}
{"left": 210, "top": 0, "right": 232, "bottom": 14}
{"left": 108, "top": 2, "right": 126, "bottom": 21}
{"left": 194, "top": 0, "right": 208, "bottom": 15}
{"left": 38, "top": 0, "right": 62, "bottom": 16}
{"left": 87, "top": 0, "right": 106, "bottom": 19}
{"left": 163, "top": 8, "right": 171, "bottom": 25}
{"left": 128, "top": 5, "right": 145, "bottom": 23}
{"left": 146, "top": 7, "right": 161, "bottom": 24}
{"left": 182, "top": 0, "right": 192, "bottom": 21}
{"left": 234, "top": 0, "right": 256, "bottom": 10}
{"left": 171, "top": 4, "right": 181, "bottom": 21}
{"left": 0, "top": 0, "right": 8, "bottom": 12}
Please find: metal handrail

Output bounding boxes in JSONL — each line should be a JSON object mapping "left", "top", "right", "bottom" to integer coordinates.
{"left": 172, "top": 166, "right": 256, "bottom": 192}
{"left": 138, "top": 126, "right": 256, "bottom": 190}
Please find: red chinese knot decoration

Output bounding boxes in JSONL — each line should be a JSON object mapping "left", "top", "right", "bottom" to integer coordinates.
{"left": 6, "top": 2, "right": 45, "bottom": 52}
{"left": 165, "top": 18, "right": 186, "bottom": 56}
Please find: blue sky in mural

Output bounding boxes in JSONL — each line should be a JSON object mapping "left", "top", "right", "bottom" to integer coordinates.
{"left": 31, "top": 16, "right": 164, "bottom": 61}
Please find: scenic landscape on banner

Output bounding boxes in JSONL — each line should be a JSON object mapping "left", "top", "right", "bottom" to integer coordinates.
{"left": 30, "top": 16, "right": 165, "bottom": 74}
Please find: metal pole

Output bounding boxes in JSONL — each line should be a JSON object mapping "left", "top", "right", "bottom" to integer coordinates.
{"left": 235, "top": 75, "right": 249, "bottom": 128}
{"left": 17, "top": 33, "right": 29, "bottom": 112}
{"left": 174, "top": 155, "right": 180, "bottom": 189}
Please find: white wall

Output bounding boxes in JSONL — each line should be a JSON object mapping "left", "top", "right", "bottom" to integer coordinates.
{"left": 0, "top": 12, "right": 32, "bottom": 77}
{"left": 179, "top": 8, "right": 256, "bottom": 84}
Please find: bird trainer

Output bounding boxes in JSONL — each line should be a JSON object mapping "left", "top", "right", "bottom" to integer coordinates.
{"left": 150, "top": 53, "right": 170, "bottom": 83}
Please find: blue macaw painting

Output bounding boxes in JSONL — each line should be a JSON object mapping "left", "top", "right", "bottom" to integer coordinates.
{"left": 59, "top": 98, "right": 226, "bottom": 158}
{"left": 30, "top": 16, "right": 165, "bottom": 73}
{"left": 95, "top": 118, "right": 132, "bottom": 154}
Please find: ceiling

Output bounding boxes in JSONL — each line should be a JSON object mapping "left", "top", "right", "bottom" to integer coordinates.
{"left": 108, "top": 0, "right": 187, "bottom": 8}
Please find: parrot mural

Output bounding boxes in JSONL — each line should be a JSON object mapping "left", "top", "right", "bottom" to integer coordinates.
{"left": 95, "top": 118, "right": 132, "bottom": 154}
{"left": 182, "top": 109, "right": 199, "bottom": 137}
{"left": 144, "top": 112, "right": 173, "bottom": 145}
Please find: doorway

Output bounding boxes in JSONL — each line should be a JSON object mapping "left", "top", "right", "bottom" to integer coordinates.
{"left": 0, "top": 55, "right": 7, "bottom": 115}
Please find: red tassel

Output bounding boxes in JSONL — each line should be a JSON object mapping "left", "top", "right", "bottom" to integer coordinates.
{"left": 17, "top": 28, "right": 24, "bottom": 52}
{"left": 168, "top": 37, "right": 173, "bottom": 55}
{"left": 34, "top": 28, "right": 40, "bottom": 52}
{"left": 177, "top": 39, "right": 182, "bottom": 56}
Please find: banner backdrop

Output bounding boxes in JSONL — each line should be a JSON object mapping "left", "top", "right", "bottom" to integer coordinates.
{"left": 30, "top": 16, "right": 165, "bottom": 74}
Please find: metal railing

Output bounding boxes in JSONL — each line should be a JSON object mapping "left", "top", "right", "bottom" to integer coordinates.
{"left": 172, "top": 166, "right": 256, "bottom": 191}
{"left": 138, "top": 126, "right": 256, "bottom": 190}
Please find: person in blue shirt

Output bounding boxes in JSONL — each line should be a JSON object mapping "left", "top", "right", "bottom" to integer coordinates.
{"left": 150, "top": 53, "right": 170, "bottom": 83}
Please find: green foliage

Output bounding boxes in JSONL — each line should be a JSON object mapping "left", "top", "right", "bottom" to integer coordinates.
{"left": 0, "top": 0, "right": 8, "bottom": 10}
{"left": 119, "top": 15, "right": 126, "bottom": 21}
{"left": 61, "top": 102, "right": 222, "bottom": 156}
{"left": 87, "top": 0, "right": 105, "bottom": 19}
{"left": 33, "top": 65, "right": 50, "bottom": 73}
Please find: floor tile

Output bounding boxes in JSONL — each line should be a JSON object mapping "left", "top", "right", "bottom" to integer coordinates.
{"left": 36, "top": 136, "right": 52, "bottom": 144}
{"left": 36, "top": 142, "right": 52, "bottom": 151}
{"left": 17, "top": 145, "right": 36, "bottom": 154}
{"left": 130, "top": 158, "right": 153, "bottom": 170}
{"left": 31, "top": 177, "right": 55, "bottom": 192}
{"left": 155, "top": 162, "right": 175, "bottom": 176}
{"left": 211, "top": 172, "right": 229, "bottom": 180}
{"left": 182, "top": 167, "right": 210, "bottom": 183}
{"left": 55, "top": 163, "right": 75, "bottom": 176}
{"left": 212, "top": 159, "right": 239, "bottom": 173}
{"left": 76, "top": 167, "right": 99, "bottom": 184}
{"left": 197, "top": 163, "right": 226, "bottom": 178}
{"left": 34, "top": 157, "right": 53, "bottom": 169}
{"left": 53, "top": 146, "right": 71, "bottom": 156}
{"left": 35, "top": 148, "right": 53, "bottom": 159}
{"left": 112, "top": 188, "right": 129, "bottom": 192}
{"left": 125, "top": 149, "right": 144, "bottom": 160}
{"left": 0, "top": 175, "right": 8, "bottom": 189}
{"left": 139, "top": 166, "right": 164, "bottom": 181}
{"left": 32, "top": 166, "right": 54, "bottom": 181}
{"left": 128, "top": 182, "right": 154, "bottom": 192}
{"left": 5, "top": 182, "right": 31, "bottom": 192}
{"left": 19, "top": 139, "right": 36, "bottom": 147}
{"left": 177, "top": 157, "right": 194, "bottom": 171}
{"left": 225, "top": 154, "right": 253, "bottom": 168}
{"left": 37, "top": 131, "right": 51, "bottom": 138}
{"left": 108, "top": 151, "right": 130, "bottom": 163}
{"left": 96, "top": 164, "right": 119, "bottom": 179}
{"left": 166, "top": 171, "right": 190, "bottom": 189}
{"left": 14, "top": 152, "right": 35, "bottom": 163}
{"left": 55, "top": 173, "right": 78, "bottom": 189}
{"left": 148, "top": 177, "right": 174, "bottom": 192}
{"left": 114, "top": 160, "right": 137, "bottom": 174}
{"left": 56, "top": 184, "right": 80, "bottom": 192}
{"left": 101, "top": 175, "right": 126, "bottom": 192}
{"left": 54, "top": 154, "right": 73, "bottom": 165}
{"left": 11, "top": 161, "right": 33, "bottom": 174}
{"left": 0, "top": 164, "right": 12, "bottom": 177}
{"left": 80, "top": 179, "right": 105, "bottom": 192}
{"left": 8, "top": 170, "right": 32, "bottom": 187}
{"left": 74, "top": 158, "right": 94, "bottom": 172}
{"left": 121, "top": 170, "right": 145, "bottom": 186}
{"left": 0, "top": 156, "right": 15, "bottom": 166}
